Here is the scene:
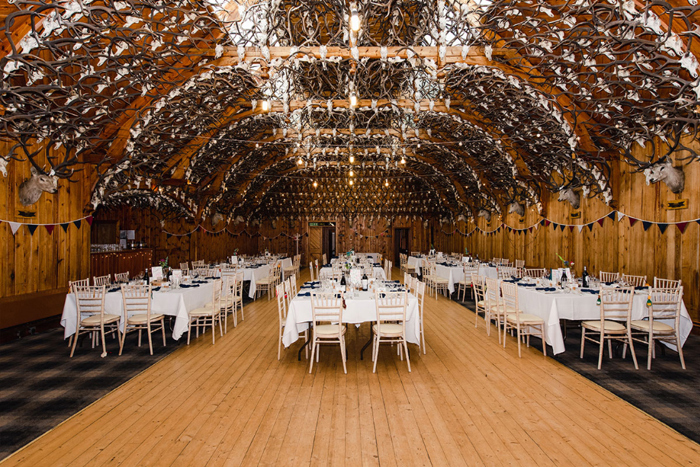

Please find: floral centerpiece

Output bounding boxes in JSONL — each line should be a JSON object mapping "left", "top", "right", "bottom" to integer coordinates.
{"left": 556, "top": 254, "right": 573, "bottom": 268}
{"left": 159, "top": 256, "right": 169, "bottom": 269}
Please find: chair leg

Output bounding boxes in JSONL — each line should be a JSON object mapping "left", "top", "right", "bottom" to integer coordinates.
{"left": 597, "top": 332, "right": 605, "bottom": 369}
{"left": 403, "top": 339, "right": 411, "bottom": 372}
{"left": 147, "top": 323, "right": 154, "bottom": 355}
{"left": 517, "top": 325, "right": 522, "bottom": 358}
{"left": 161, "top": 318, "right": 167, "bottom": 346}
{"left": 138, "top": 329, "right": 142, "bottom": 347}
{"left": 187, "top": 320, "right": 192, "bottom": 345}
{"left": 218, "top": 313, "right": 223, "bottom": 337}
{"left": 211, "top": 317, "right": 216, "bottom": 344}
{"left": 278, "top": 330, "right": 282, "bottom": 360}
{"left": 100, "top": 325, "right": 108, "bottom": 358}
{"left": 70, "top": 330, "right": 80, "bottom": 357}
{"left": 627, "top": 330, "right": 638, "bottom": 369}
{"left": 340, "top": 337, "right": 347, "bottom": 374}
{"left": 607, "top": 339, "right": 613, "bottom": 359}
{"left": 372, "top": 336, "right": 379, "bottom": 373}
{"left": 119, "top": 325, "right": 127, "bottom": 356}
{"left": 647, "top": 332, "right": 654, "bottom": 370}
{"left": 677, "top": 334, "right": 686, "bottom": 369}
{"left": 309, "top": 340, "right": 316, "bottom": 373}
{"left": 580, "top": 327, "right": 586, "bottom": 358}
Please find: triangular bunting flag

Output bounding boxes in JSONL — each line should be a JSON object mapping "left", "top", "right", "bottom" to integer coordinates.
{"left": 9, "top": 222, "right": 21, "bottom": 235}
{"left": 597, "top": 218, "right": 605, "bottom": 227}
{"left": 45, "top": 225, "right": 55, "bottom": 235}
{"left": 657, "top": 223, "right": 669, "bottom": 234}
{"left": 642, "top": 221, "right": 652, "bottom": 231}
{"left": 529, "top": 227, "right": 533, "bottom": 233}
{"left": 607, "top": 212, "right": 616, "bottom": 221}
{"left": 677, "top": 222, "right": 689, "bottom": 234}
{"left": 628, "top": 217, "right": 638, "bottom": 227}
{"left": 27, "top": 224, "right": 38, "bottom": 236}
{"left": 544, "top": 220, "right": 551, "bottom": 227}
{"left": 560, "top": 224, "right": 566, "bottom": 231}
{"left": 551, "top": 223, "right": 558, "bottom": 230}
{"left": 617, "top": 211, "right": 625, "bottom": 222}
{"left": 577, "top": 225, "right": 584, "bottom": 233}
{"left": 587, "top": 223, "right": 594, "bottom": 231}
{"left": 60, "top": 223, "right": 69, "bottom": 232}
{"left": 85, "top": 216, "right": 93, "bottom": 226}
{"left": 73, "top": 220, "right": 81, "bottom": 229}
{"left": 569, "top": 226, "right": 574, "bottom": 232}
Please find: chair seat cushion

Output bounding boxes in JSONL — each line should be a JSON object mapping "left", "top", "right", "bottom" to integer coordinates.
{"left": 433, "top": 277, "right": 449, "bottom": 284}
{"left": 314, "top": 324, "right": 345, "bottom": 336}
{"left": 189, "top": 305, "right": 218, "bottom": 317}
{"left": 81, "top": 314, "right": 120, "bottom": 326}
{"left": 373, "top": 323, "right": 404, "bottom": 336}
{"left": 582, "top": 320, "right": 626, "bottom": 332}
{"left": 506, "top": 312, "right": 543, "bottom": 324}
{"left": 256, "top": 277, "right": 275, "bottom": 284}
{"left": 128, "top": 313, "right": 164, "bottom": 324}
{"left": 630, "top": 320, "right": 674, "bottom": 333}
{"left": 477, "top": 300, "right": 485, "bottom": 307}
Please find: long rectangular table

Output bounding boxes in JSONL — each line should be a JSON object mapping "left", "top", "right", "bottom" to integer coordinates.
{"left": 516, "top": 285, "right": 693, "bottom": 355}
{"left": 61, "top": 280, "right": 215, "bottom": 341}
{"left": 282, "top": 287, "right": 420, "bottom": 348}
{"left": 238, "top": 264, "right": 270, "bottom": 298}
{"left": 319, "top": 266, "right": 386, "bottom": 281}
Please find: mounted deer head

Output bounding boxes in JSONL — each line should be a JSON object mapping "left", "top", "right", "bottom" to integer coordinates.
{"left": 19, "top": 167, "right": 58, "bottom": 206}
{"left": 508, "top": 201, "right": 525, "bottom": 217}
{"left": 558, "top": 187, "right": 581, "bottom": 209}
{"left": 644, "top": 157, "right": 685, "bottom": 193}
{"left": 477, "top": 209, "right": 491, "bottom": 222}
{"left": 271, "top": 218, "right": 278, "bottom": 229}
{"left": 212, "top": 211, "right": 224, "bottom": 226}
{"left": 0, "top": 158, "right": 7, "bottom": 177}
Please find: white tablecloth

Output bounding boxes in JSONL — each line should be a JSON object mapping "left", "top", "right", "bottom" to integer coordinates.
{"left": 61, "top": 281, "right": 215, "bottom": 341}
{"left": 280, "top": 257, "right": 293, "bottom": 279}
{"left": 240, "top": 264, "right": 271, "bottom": 298}
{"left": 517, "top": 286, "right": 693, "bottom": 355}
{"left": 407, "top": 256, "right": 424, "bottom": 274}
{"left": 478, "top": 265, "right": 499, "bottom": 279}
{"left": 356, "top": 253, "right": 380, "bottom": 263}
{"left": 283, "top": 289, "right": 420, "bottom": 347}
{"left": 319, "top": 266, "right": 386, "bottom": 281}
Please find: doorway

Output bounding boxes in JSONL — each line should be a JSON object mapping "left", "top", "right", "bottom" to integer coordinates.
{"left": 394, "top": 228, "right": 410, "bottom": 264}
{"left": 309, "top": 222, "right": 336, "bottom": 265}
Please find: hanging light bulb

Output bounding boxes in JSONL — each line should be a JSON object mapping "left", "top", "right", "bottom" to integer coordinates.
{"left": 297, "top": 157, "right": 303, "bottom": 165}
{"left": 400, "top": 157, "right": 406, "bottom": 164}
{"left": 349, "top": 169, "right": 354, "bottom": 177}
{"left": 385, "top": 179, "right": 389, "bottom": 187}
{"left": 349, "top": 179, "right": 354, "bottom": 186}
{"left": 350, "top": 92, "right": 357, "bottom": 108}
{"left": 350, "top": 7, "right": 360, "bottom": 32}
{"left": 349, "top": 155, "right": 355, "bottom": 163}
{"left": 261, "top": 99, "right": 270, "bottom": 112}
{"left": 313, "top": 180, "right": 318, "bottom": 188}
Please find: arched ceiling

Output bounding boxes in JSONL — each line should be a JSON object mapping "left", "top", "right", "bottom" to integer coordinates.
{"left": 1, "top": 0, "right": 698, "bottom": 222}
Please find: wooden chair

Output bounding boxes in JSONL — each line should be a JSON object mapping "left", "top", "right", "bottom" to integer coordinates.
{"left": 289, "top": 273, "right": 298, "bottom": 297}
{"left": 484, "top": 277, "right": 505, "bottom": 343}
{"left": 256, "top": 265, "right": 280, "bottom": 300}
{"left": 621, "top": 274, "right": 647, "bottom": 287}
{"left": 283, "top": 258, "right": 297, "bottom": 280}
{"left": 70, "top": 285, "right": 121, "bottom": 358}
{"left": 599, "top": 271, "right": 620, "bottom": 283}
{"left": 500, "top": 281, "right": 546, "bottom": 358}
{"left": 69, "top": 278, "right": 89, "bottom": 288}
{"left": 119, "top": 284, "right": 166, "bottom": 355}
{"left": 457, "top": 266, "right": 479, "bottom": 301}
{"left": 309, "top": 261, "right": 316, "bottom": 281}
{"left": 322, "top": 253, "right": 327, "bottom": 265}
{"left": 315, "top": 260, "right": 320, "bottom": 283}
{"left": 372, "top": 290, "right": 410, "bottom": 373}
{"left": 415, "top": 281, "right": 427, "bottom": 355}
{"left": 93, "top": 274, "right": 111, "bottom": 287}
{"left": 309, "top": 291, "right": 347, "bottom": 374}
{"left": 386, "top": 260, "right": 393, "bottom": 280}
{"left": 187, "top": 279, "right": 224, "bottom": 345}
{"left": 654, "top": 277, "right": 681, "bottom": 289}
{"left": 180, "top": 262, "right": 190, "bottom": 272}
{"left": 427, "top": 262, "right": 449, "bottom": 300}
{"left": 629, "top": 286, "right": 685, "bottom": 370}
{"left": 276, "top": 283, "right": 287, "bottom": 360}
{"left": 515, "top": 259, "right": 525, "bottom": 269}
{"left": 112, "top": 272, "right": 128, "bottom": 283}
{"left": 580, "top": 287, "right": 638, "bottom": 369}
{"left": 524, "top": 268, "right": 547, "bottom": 279}
{"left": 221, "top": 275, "right": 240, "bottom": 332}
{"left": 471, "top": 273, "right": 487, "bottom": 328}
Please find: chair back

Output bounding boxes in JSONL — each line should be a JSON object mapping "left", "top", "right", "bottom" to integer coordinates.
{"left": 653, "top": 277, "right": 681, "bottom": 289}
{"left": 621, "top": 274, "right": 646, "bottom": 287}
{"left": 221, "top": 268, "right": 237, "bottom": 276}
{"left": 310, "top": 291, "right": 344, "bottom": 326}
{"left": 114, "top": 272, "right": 130, "bottom": 283}
{"left": 211, "top": 279, "right": 223, "bottom": 308}
{"left": 471, "top": 273, "right": 486, "bottom": 303}
{"left": 314, "top": 260, "right": 320, "bottom": 281}
{"left": 69, "top": 278, "right": 90, "bottom": 289}
{"left": 93, "top": 274, "right": 111, "bottom": 286}
{"left": 515, "top": 259, "right": 525, "bottom": 269}
{"left": 485, "top": 277, "right": 501, "bottom": 309}
{"left": 463, "top": 266, "right": 479, "bottom": 282}
{"left": 415, "top": 281, "right": 426, "bottom": 315}
{"left": 309, "top": 262, "right": 315, "bottom": 281}
{"left": 322, "top": 253, "right": 327, "bottom": 265}
{"left": 276, "top": 283, "right": 287, "bottom": 321}
{"left": 524, "top": 268, "right": 547, "bottom": 278}
{"left": 121, "top": 284, "right": 152, "bottom": 319}
{"left": 73, "top": 284, "right": 106, "bottom": 323}
{"left": 599, "top": 286, "right": 634, "bottom": 322}
{"left": 499, "top": 281, "right": 519, "bottom": 314}
{"left": 375, "top": 291, "right": 408, "bottom": 326}
{"left": 649, "top": 286, "right": 683, "bottom": 325}
{"left": 497, "top": 266, "right": 516, "bottom": 279}
{"left": 290, "top": 274, "right": 298, "bottom": 297}
{"left": 283, "top": 278, "right": 293, "bottom": 308}
{"left": 599, "top": 271, "right": 620, "bottom": 283}
{"left": 180, "top": 262, "right": 190, "bottom": 271}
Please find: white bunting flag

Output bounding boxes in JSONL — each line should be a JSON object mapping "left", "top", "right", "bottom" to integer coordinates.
{"left": 9, "top": 222, "right": 21, "bottom": 235}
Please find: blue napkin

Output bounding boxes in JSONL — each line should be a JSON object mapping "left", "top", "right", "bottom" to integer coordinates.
{"left": 323, "top": 264, "right": 332, "bottom": 268}
{"left": 536, "top": 287, "right": 556, "bottom": 292}
{"left": 108, "top": 287, "right": 121, "bottom": 293}
{"left": 604, "top": 282, "right": 614, "bottom": 286}
{"left": 519, "top": 283, "right": 536, "bottom": 287}
{"left": 193, "top": 280, "right": 207, "bottom": 284}
{"left": 152, "top": 287, "right": 161, "bottom": 292}
{"left": 373, "top": 263, "right": 381, "bottom": 267}
{"left": 581, "top": 288, "right": 598, "bottom": 294}
{"left": 298, "top": 292, "right": 311, "bottom": 297}
{"left": 179, "top": 284, "right": 197, "bottom": 288}
{"left": 635, "top": 286, "right": 648, "bottom": 291}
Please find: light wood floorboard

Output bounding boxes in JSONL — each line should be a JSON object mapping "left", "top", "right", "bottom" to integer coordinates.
{"left": 3, "top": 268, "right": 700, "bottom": 466}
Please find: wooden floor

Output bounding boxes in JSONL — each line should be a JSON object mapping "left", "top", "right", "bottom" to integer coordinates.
{"left": 4, "top": 269, "right": 700, "bottom": 467}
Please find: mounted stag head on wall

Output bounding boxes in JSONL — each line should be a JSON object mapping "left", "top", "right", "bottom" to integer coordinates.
{"left": 508, "top": 201, "right": 525, "bottom": 217}
{"left": 211, "top": 211, "right": 224, "bottom": 226}
{"left": 558, "top": 187, "right": 581, "bottom": 209}
{"left": 0, "top": 157, "right": 8, "bottom": 177}
{"left": 477, "top": 209, "right": 491, "bottom": 222}
{"left": 19, "top": 167, "right": 58, "bottom": 206}
{"left": 644, "top": 157, "right": 685, "bottom": 193}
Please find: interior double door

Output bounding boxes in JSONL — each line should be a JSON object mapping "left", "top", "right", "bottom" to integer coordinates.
{"left": 309, "top": 226, "right": 336, "bottom": 266}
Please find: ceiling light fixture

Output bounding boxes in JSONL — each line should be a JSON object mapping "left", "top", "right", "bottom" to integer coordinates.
{"left": 350, "top": 8, "right": 360, "bottom": 31}
{"left": 262, "top": 99, "right": 270, "bottom": 112}
{"left": 349, "top": 155, "right": 355, "bottom": 163}
{"left": 297, "top": 158, "right": 303, "bottom": 165}
{"left": 349, "top": 92, "right": 357, "bottom": 108}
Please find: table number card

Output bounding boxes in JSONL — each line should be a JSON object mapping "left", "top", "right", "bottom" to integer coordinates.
{"left": 151, "top": 266, "right": 163, "bottom": 280}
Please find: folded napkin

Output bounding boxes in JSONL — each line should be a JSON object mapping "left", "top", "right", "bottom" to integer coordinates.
{"left": 604, "top": 282, "right": 615, "bottom": 286}
{"left": 518, "top": 283, "right": 536, "bottom": 287}
{"left": 536, "top": 287, "right": 556, "bottom": 292}
{"left": 635, "top": 286, "right": 648, "bottom": 291}
{"left": 179, "top": 284, "right": 197, "bottom": 288}
{"left": 373, "top": 263, "right": 381, "bottom": 267}
{"left": 108, "top": 287, "right": 121, "bottom": 293}
{"left": 298, "top": 292, "right": 311, "bottom": 297}
{"left": 152, "top": 287, "right": 161, "bottom": 292}
{"left": 581, "top": 289, "right": 598, "bottom": 294}
{"left": 323, "top": 264, "right": 332, "bottom": 268}
{"left": 388, "top": 280, "right": 400, "bottom": 283}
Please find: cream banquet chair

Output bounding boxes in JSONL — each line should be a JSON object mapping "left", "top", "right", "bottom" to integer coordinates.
{"left": 524, "top": 268, "right": 547, "bottom": 279}
{"left": 119, "top": 284, "right": 166, "bottom": 356}
{"left": 471, "top": 273, "right": 487, "bottom": 328}
{"left": 93, "top": 274, "right": 111, "bottom": 286}
{"left": 654, "top": 277, "right": 681, "bottom": 289}
{"left": 309, "top": 291, "right": 347, "bottom": 374}
{"left": 277, "top": 281, "right": 308, "bottom": 361}
{"left": 484, "top": 277, "right": 505, "bottom": 343}
{"left": 580, "top": 287, "right": 638, "bottom": 369}
{"left": 309, "top": 261, "right": 316, "bottom": 281}
{"left": 70, "top": 284, "right": 121, "bottom": 358}
{"left": 415, "top": 281, "right": 427, "bottom": 355}
{"left": 114, "top": 272, "right": 130, "bottom": 283}
{"left": 180, "top": 262, "right": 190, "bottom": 272}
{"left": 621, "top": 274, "right": 647, "bottom": 287}
{"left": 69, "top": 278, "right": 90, "bottom": 288}
{"left": 373, "top": 290, "right": 410, "bottom": 373}
{"left": 187, "top": 279, "right": 224, "bottom": 345}
{"left": 256, "top": 265, "right": 280, "bottom": 300}
{"left": 599, "top": 271, "right": 620, "bottom": 283}
{"left": 457, "top": 266, "right": 479, "bottom": 301}
{"left": 629, "top": 287, "right": 685, "bottom": 370}
{"left": 500, "top": 281, "right": 546, "bottom": 358}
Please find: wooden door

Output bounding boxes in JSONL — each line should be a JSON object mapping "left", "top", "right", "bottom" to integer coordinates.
{"left": 394, "top": 228, "right": 410, "bottom": 264}
{"left": 309, "top": 227, "right": 323, "bottom": 265}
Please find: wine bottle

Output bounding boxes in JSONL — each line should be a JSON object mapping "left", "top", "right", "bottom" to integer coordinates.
{"left": 340, "top": 273, "right": 346, "bottom": 287}
{"left": 582, "top": 266, "right": 589, "bottom": 287}
{"left": 145, "top": 268, "right": 150, "bottom": 285}
{"left": 362, "top": 272, "right": 368, "bottom": 291}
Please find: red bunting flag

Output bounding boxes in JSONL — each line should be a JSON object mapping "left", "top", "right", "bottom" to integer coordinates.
{"left": 597, "top": 218, "right": 605, "bottom": 227}
{"left": 677, "top": 222, "right": 689, "bottom": 234}
{"left": 45, "top": 225, "right": 55, "bottom": 235}
{"left": 628, "top": 217, "right": 638, "bottom": 227}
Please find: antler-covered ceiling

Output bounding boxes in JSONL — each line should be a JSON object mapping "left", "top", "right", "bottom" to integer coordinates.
{"left": 1, "top": 0, "right": 699, "bottom": 221}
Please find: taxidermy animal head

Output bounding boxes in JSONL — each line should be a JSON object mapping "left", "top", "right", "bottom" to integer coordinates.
{"left": 644, "top": 157, "right": 685, "bottom": 194}
{"left": 19, "top": 166, "right": 58, "bottom": 206}
{"left": 508, "top": 202, "right": 524, "bottom": 217}
{"left": 211, "top": 211, "right": 224, "bottom": 226}
{"left": 558, "top": 187, "right": 580, "bottom": 209}
{"left": 477, "top": 209, "right": 491, "bottom": 222}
